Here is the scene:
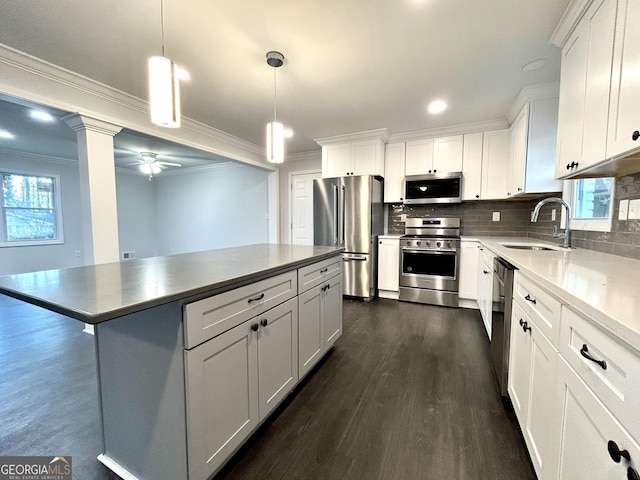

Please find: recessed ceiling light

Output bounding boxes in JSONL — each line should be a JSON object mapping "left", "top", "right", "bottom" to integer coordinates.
{"left": 30, "top": 110, "right": 55, "bottom": 122}
{"left": 0, "top": 130, "right": 15, "bottom": 139}
{"left": 522, "top": 59, "right": 547, "bottom": 72}
{"left": 427, "top": 100, "right": 447, "bottom": 115}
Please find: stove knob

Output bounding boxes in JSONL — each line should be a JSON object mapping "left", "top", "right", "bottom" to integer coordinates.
{"left": 416, "top": 241, "right": 421, "bottom": 246}
{"left": 436, "top": 241, "right": 442, "bottom": 248}
{"left": 447, "top": 241, "right": 452, "bottom": 248}
{"left": 406, "top": 240, "right": 411, "bottom": 246}
{"left": 426, "top": 241, "right": 431, "bottom": 247}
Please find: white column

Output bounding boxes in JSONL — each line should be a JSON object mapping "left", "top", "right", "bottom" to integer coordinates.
{"left": 63, "top": 114, "right": 123, "bottom": 265}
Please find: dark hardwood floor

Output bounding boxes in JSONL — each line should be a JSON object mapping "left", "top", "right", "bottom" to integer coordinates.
{"left": 0, "top": 294, "right": 535, "bottom": 480}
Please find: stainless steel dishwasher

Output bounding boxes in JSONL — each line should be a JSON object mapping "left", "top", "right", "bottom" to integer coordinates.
{"left": 490, "top": 257, "right": 517, "bottom": 397}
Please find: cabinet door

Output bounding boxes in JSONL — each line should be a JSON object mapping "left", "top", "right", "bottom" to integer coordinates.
{"left": 405, "top": 138, "right": 434, "bottom": 175}
{"left": 607, "top": 0, "right": 640, "bottom": 158}
{"left": 185, "top": 321, "right": 259, "bottom": 480}
{"left": 323, "top": 144, "right": 352, "bottom": 177}
{"left": 257, "top": 297, "right": 299, "bottom": 421}
{"left": 508, "top": 301, "right": 532, "bottom": 424}
{"left": 433, "top": 135, "right": 463, "bottom": 173}
{"left": 323, "top": 274, "right": 343, "bottom": 349}
{"left": 557, "top": 357, "right": 640, "bottom": 480}
{"left": 378, "top": 237, "right": 400, "bottom": 291}
{"left": 459, "top": 241, "right": 479, "bottom": 300}
{"left": 509, "top": 103, "right": 529, "bottom": 196}
{"left": 481, "top": 129, "right": 511, "bottom": 199}
{"left": 462, "top": 133, "right": 483, "bottom": 200}
{"left": 384, "top": 143, "right": 406, "bottom": 203}
{"left": 352, "top": 140, "right": 382, "bottom": 176}
{"left": 298, "top": 284, "right": 324, "bottom": 378}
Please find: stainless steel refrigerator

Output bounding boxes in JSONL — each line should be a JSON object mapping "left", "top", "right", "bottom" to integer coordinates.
{"left": 313, "top": 175, "right": 384, "bottom": 301}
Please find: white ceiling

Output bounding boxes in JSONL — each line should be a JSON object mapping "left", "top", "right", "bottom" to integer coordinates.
{"left": 0, "top": 0, "right": 570, "bottom": 155}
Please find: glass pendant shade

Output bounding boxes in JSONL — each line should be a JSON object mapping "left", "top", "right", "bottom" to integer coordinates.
{"left": 139, "top": 164, "right": 161, "bottom": 175}
{"left": 267, "top": 121, "right": 284, "bottom": 164}
{"left": 149, "top": 56, "right": 181, "bottom": 128}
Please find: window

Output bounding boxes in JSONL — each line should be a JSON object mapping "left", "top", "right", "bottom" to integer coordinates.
{"left": 564, "top": 177, "right": 614, "bottom": 232}
{"left": 1, "top": 172, "right": 63, "bottom": 246}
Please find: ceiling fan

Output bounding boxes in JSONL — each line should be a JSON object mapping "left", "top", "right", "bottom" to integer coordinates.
{"left": 127, "top": 152, "right": 182, "bottom": 180}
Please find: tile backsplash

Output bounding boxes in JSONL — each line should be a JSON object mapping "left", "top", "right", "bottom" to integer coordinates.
{"left": 387, "top": 172, "right": 640, "bottom": 261}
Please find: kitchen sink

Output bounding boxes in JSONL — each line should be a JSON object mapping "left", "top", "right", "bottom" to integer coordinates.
{"left": 499, "top": 242, "right": 567, "bottom": 251}
{"left": 503, "top": 245, "right": 554, "bottom": 251}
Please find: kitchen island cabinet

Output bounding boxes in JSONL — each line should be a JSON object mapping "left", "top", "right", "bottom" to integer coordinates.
{"left": 0, "top": 244, "right": 343, "bottom": 480}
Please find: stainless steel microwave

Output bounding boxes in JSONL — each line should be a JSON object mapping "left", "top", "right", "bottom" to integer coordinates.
{"left": 403, "top": 172, "right": 462, "bottom": 204}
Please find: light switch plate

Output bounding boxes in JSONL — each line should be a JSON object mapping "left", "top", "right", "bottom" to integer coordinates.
{"left": 628, "top": 199, "right": 640, "bottom": 220}
{"left": 619, "top": 199, "right": 629, "bottom": 220}
{"left": 492, "top": 212, "right": 500, "bottom": 222}
{"left": 400, "top": 214, "right": 407, "bottom": 222}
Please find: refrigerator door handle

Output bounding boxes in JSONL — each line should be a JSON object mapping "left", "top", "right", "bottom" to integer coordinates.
{"left": 333, "top": 184, "right": 339, "bottom": 246}
{"left": 340, "top": 184, "right": 346, "bottom": 246}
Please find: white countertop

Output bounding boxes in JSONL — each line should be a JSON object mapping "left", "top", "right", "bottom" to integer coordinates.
{"left": 462, "top": 236, "right": 640, "bottom": 355}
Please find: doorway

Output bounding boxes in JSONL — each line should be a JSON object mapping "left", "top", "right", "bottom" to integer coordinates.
{"left": 289, "top": 171, "right": 321, "bottom": 245}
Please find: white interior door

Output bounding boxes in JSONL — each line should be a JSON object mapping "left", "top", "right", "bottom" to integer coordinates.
{"left": 290, "top": 172, "right": 320, "bottom": 245}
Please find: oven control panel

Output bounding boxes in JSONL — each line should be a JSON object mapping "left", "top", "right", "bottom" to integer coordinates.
{"left": 401, "top": 237, "right": 460, "bottom": 251}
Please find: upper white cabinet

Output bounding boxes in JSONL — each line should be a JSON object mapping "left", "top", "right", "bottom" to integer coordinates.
{"left": 462, "top": 133, "right": 484, "bottom": 200}
{"left": 481, "top": 129, "right": 511, "bottom": 200}
{"left": 405, "top": 138, "right": 434, "bottom": 175}
{"left": 384, "top": 143, "right": 406, "bottom": 203}
{"left": 405, "top": 136, "right": 463, "bottom": 175}
{"left": 315, "top": 129, "right": 389, "bottom": 178}
{"left": 509, "top": 98, "right": 563, "bottom": 197}
{"left": 553, "top": 0, "right": 640, "bottom": 178}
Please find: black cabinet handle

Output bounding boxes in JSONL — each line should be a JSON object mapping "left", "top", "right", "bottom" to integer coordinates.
{"left": 433, "top": 169, "right": 437, "bottom": 173}
{"left": 580, "top": 344, "right": 607, "bottom": 370}
{"left": 524, "top": 294, "right": 537, "bottom": 305}
{"left": 260, "top": 319, "right": 268, "bottom": 327}
{"left": 632, "top": 131, "right": 640, "bottom": 141}
{"left": 566, "top": 163, "right": 572, "bottom": 170}
{"left": 519, "top": 319, "right": 531, "bottom": 333}
{"left": 475, "top": 194, "right": 480, "bottom": 199}
{"left": 566, "top": 161, "right": 579, "bottom": 170}
{"left": 400, "top": 197, "right": 404, "bottom": 201}
{"left": 248, "top": 293, "right": 265, "bottom": 304}
{"left": 629, "top": 467, "right": 640, "bottom": 480}
{"left": 251, "top": 323, "right": 259, "bottom": 332}
{"left": 608, "top": 440, "right": 631, "bottom": 463}
{"left": 517, "top": 187, "right": 522, "bottom": 192}
{"left": 320, "top": 268, "right": 328, "bottom": 274}
{"left": 483, "top": 270, "right": 489, "bottom": 274}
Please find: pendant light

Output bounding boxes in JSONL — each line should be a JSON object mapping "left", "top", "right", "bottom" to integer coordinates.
{"left": 149, "top": 0, "right": 183, "bottom": 128}
{"left": 266, "top": 51, "right": 285, "bottom": 164}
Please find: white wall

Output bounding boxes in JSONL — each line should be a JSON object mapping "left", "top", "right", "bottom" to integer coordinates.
{"left": 0, "top": 152, "right": 84, "bottom": 275}
{"left": 115, "top": 172, "right": 157, "bottom": 259}
{"left": 154, "top": 164, "right": 270, "bottom": 255}
{"left": 277, "top": 152, "right": 322, "bottom": 243}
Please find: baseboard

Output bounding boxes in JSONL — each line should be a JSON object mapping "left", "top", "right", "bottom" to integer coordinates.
{"left": 458, "top": 298, "right": 479, "bottom": 310}
{"left": 379, "top": 290, "right": 399, "bottom": 300}
{"left": 97, "top": 454, "right": 140, "bottom": 480}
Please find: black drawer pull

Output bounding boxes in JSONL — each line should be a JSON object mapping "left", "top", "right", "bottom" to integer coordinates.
{"left": 251, "top": 323, "right": 259, "bottom": 332}
{"left": 248, "top": 293, "right": 265, "bottom": 304}
{"left": 629, "top": 467, "right": 640, "bottom": 480}
{"left": 608, "top": 440, "right": 631, "bottom": 463}
{"left": 580, "top": 344, "right": 607, "bottom": 370}
{"left": 260, "top": 319, "right": 268, "bottom": 327}
{"left": 519, "top": 319, "right": 531, "bottom": 333}
{"left": 632, "top": 130, "right": 640, "bottom": 141}
{"left": 320, "top": 268, "right": 328, "bottom": 274}
{"left": 524, "top": 294, "right": 537, "bottom": 305}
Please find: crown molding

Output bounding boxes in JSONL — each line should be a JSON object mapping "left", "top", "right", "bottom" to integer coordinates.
{"left": 0, "top": 147, "right": 77, "bottom": 166}
{"left": 0, "top": 44, "right": 271, "bottom": 170}
{"left": 388, "top": 118, "right": 509, "bottom": 143}
{"left": 549, "top": 0, "right": 592, "bottom": 48}
{"left": 314, "top": 128, "right": 391, "bottom": 147}
{"left": 284, "top": 150, "right": 321, "bottom": 163}
{"left": 506, "top": 82, "right": 560, "bottom": 124}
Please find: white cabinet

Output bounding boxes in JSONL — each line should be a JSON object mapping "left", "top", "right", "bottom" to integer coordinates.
{"left": 298, "top": 271, "right": 343, "bottom": 378}
{"left": 458, "top": 240, "right": 480, "bottom": 302}
{"left": 322, "top": 139, "right": 385, "bottom": 178}
{"left": 405, "top": 136, "right": 463, "bottom": 176}
{"left": 378, "top": 236, "right": 400, "bottom": 296}
{"left": 477, "top": 247, "right": 495, "bottom": 338}
{"left": 462, "top": 133, "right": 483, "bottom": 200}
{"left": 607, "top": 0, "right": 640, "bottom": 159}
{"left": 384, "top": 143, "right": 406, "bottom": 203}
{"left": 185, "top": 297, "right": 299, "bottom": 479}
{"left": 405, "top": 138, "right": 434, "bottom": 175}
{"left": 554, "top": 0, "right": 618, "bottom": 178}
{"left": 481, "top": 129, "right": 511, "bottom": 199}
{"left": 509, "top": 98, "right": 562, "bottom": 197}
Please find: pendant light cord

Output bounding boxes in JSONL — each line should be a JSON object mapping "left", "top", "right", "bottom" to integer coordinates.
{"left": 160, "top": 0, "right": 166, "bottom": 56}
{"left": 273, "top": 67, "right": 277, "bottom": 122}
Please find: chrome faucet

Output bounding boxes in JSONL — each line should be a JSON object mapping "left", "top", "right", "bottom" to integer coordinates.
{"left": 531, "top": 197, "right": 572, "bottom": 249}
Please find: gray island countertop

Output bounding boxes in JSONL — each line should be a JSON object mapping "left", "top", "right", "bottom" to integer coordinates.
{"left": 0, "top": 244, "right": 343, "bottom": 324}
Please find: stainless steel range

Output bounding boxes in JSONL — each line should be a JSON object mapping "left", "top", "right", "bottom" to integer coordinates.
{"left": 399, "top": 217, "right": 460, "bottom": 307}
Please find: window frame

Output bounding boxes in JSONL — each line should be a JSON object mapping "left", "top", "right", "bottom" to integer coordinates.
{"left": 0, "top": 169, "right": 64, "bottom": 247}
{"left": 561, "top": 178, "right": 614, "bottom": 232}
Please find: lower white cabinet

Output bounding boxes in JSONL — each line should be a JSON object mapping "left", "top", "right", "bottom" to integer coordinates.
{"left": 298, "top": 273, "right": 343, "bottom": 378}
{"left": 185, "top": 297, "right": 299, "bottom": 479}
{"left": 477, "top": 248, "right": 495, "bottom": 338}
{"left": 378, "top": 236, "right": 400, "bottom": 295}
{"left": 459, "top": 240, "right": 479, "bottom": 302}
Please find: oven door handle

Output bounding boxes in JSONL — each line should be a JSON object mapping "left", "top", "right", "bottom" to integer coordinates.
{"left": 401, "top": 248, "right": 457, "bottom": 254}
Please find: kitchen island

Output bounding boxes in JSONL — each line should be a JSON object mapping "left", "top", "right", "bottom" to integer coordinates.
{"left": 0, "top": 244, "right": 344, "bottom": 480}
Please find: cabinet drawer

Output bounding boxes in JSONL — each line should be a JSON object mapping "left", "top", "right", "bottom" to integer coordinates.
{"left": 513, "top": 272, "right": 561, "bottom": 346}
{"left": 297, "top": 256, "right": 342, "bottom": 293}
{"left": 184, "top": 271, "right": 297, "bottom": 349}
{"left": 560, "top": 306, "right": 640, "bottom": 444}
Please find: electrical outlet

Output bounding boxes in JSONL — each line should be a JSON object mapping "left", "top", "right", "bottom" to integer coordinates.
{"left": 122, "top": 251, "right": 136, "bottom": 260}
{"left": 492, "top": 212, "right": 500, "bottom": 222}
{"left": 628, "top": 199, "right": 640, "bottom": 220}
{"left": 74, "top": 250, "right": 81, "bottom": 258}
{"left": 619, "top": 199, "right": 629, "bottom": 220}
{"left": 551, "top": 209, "right": 556, "bottom": 221}
{"left": 400, "top": 214, "right": 407, "bottom": 222}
